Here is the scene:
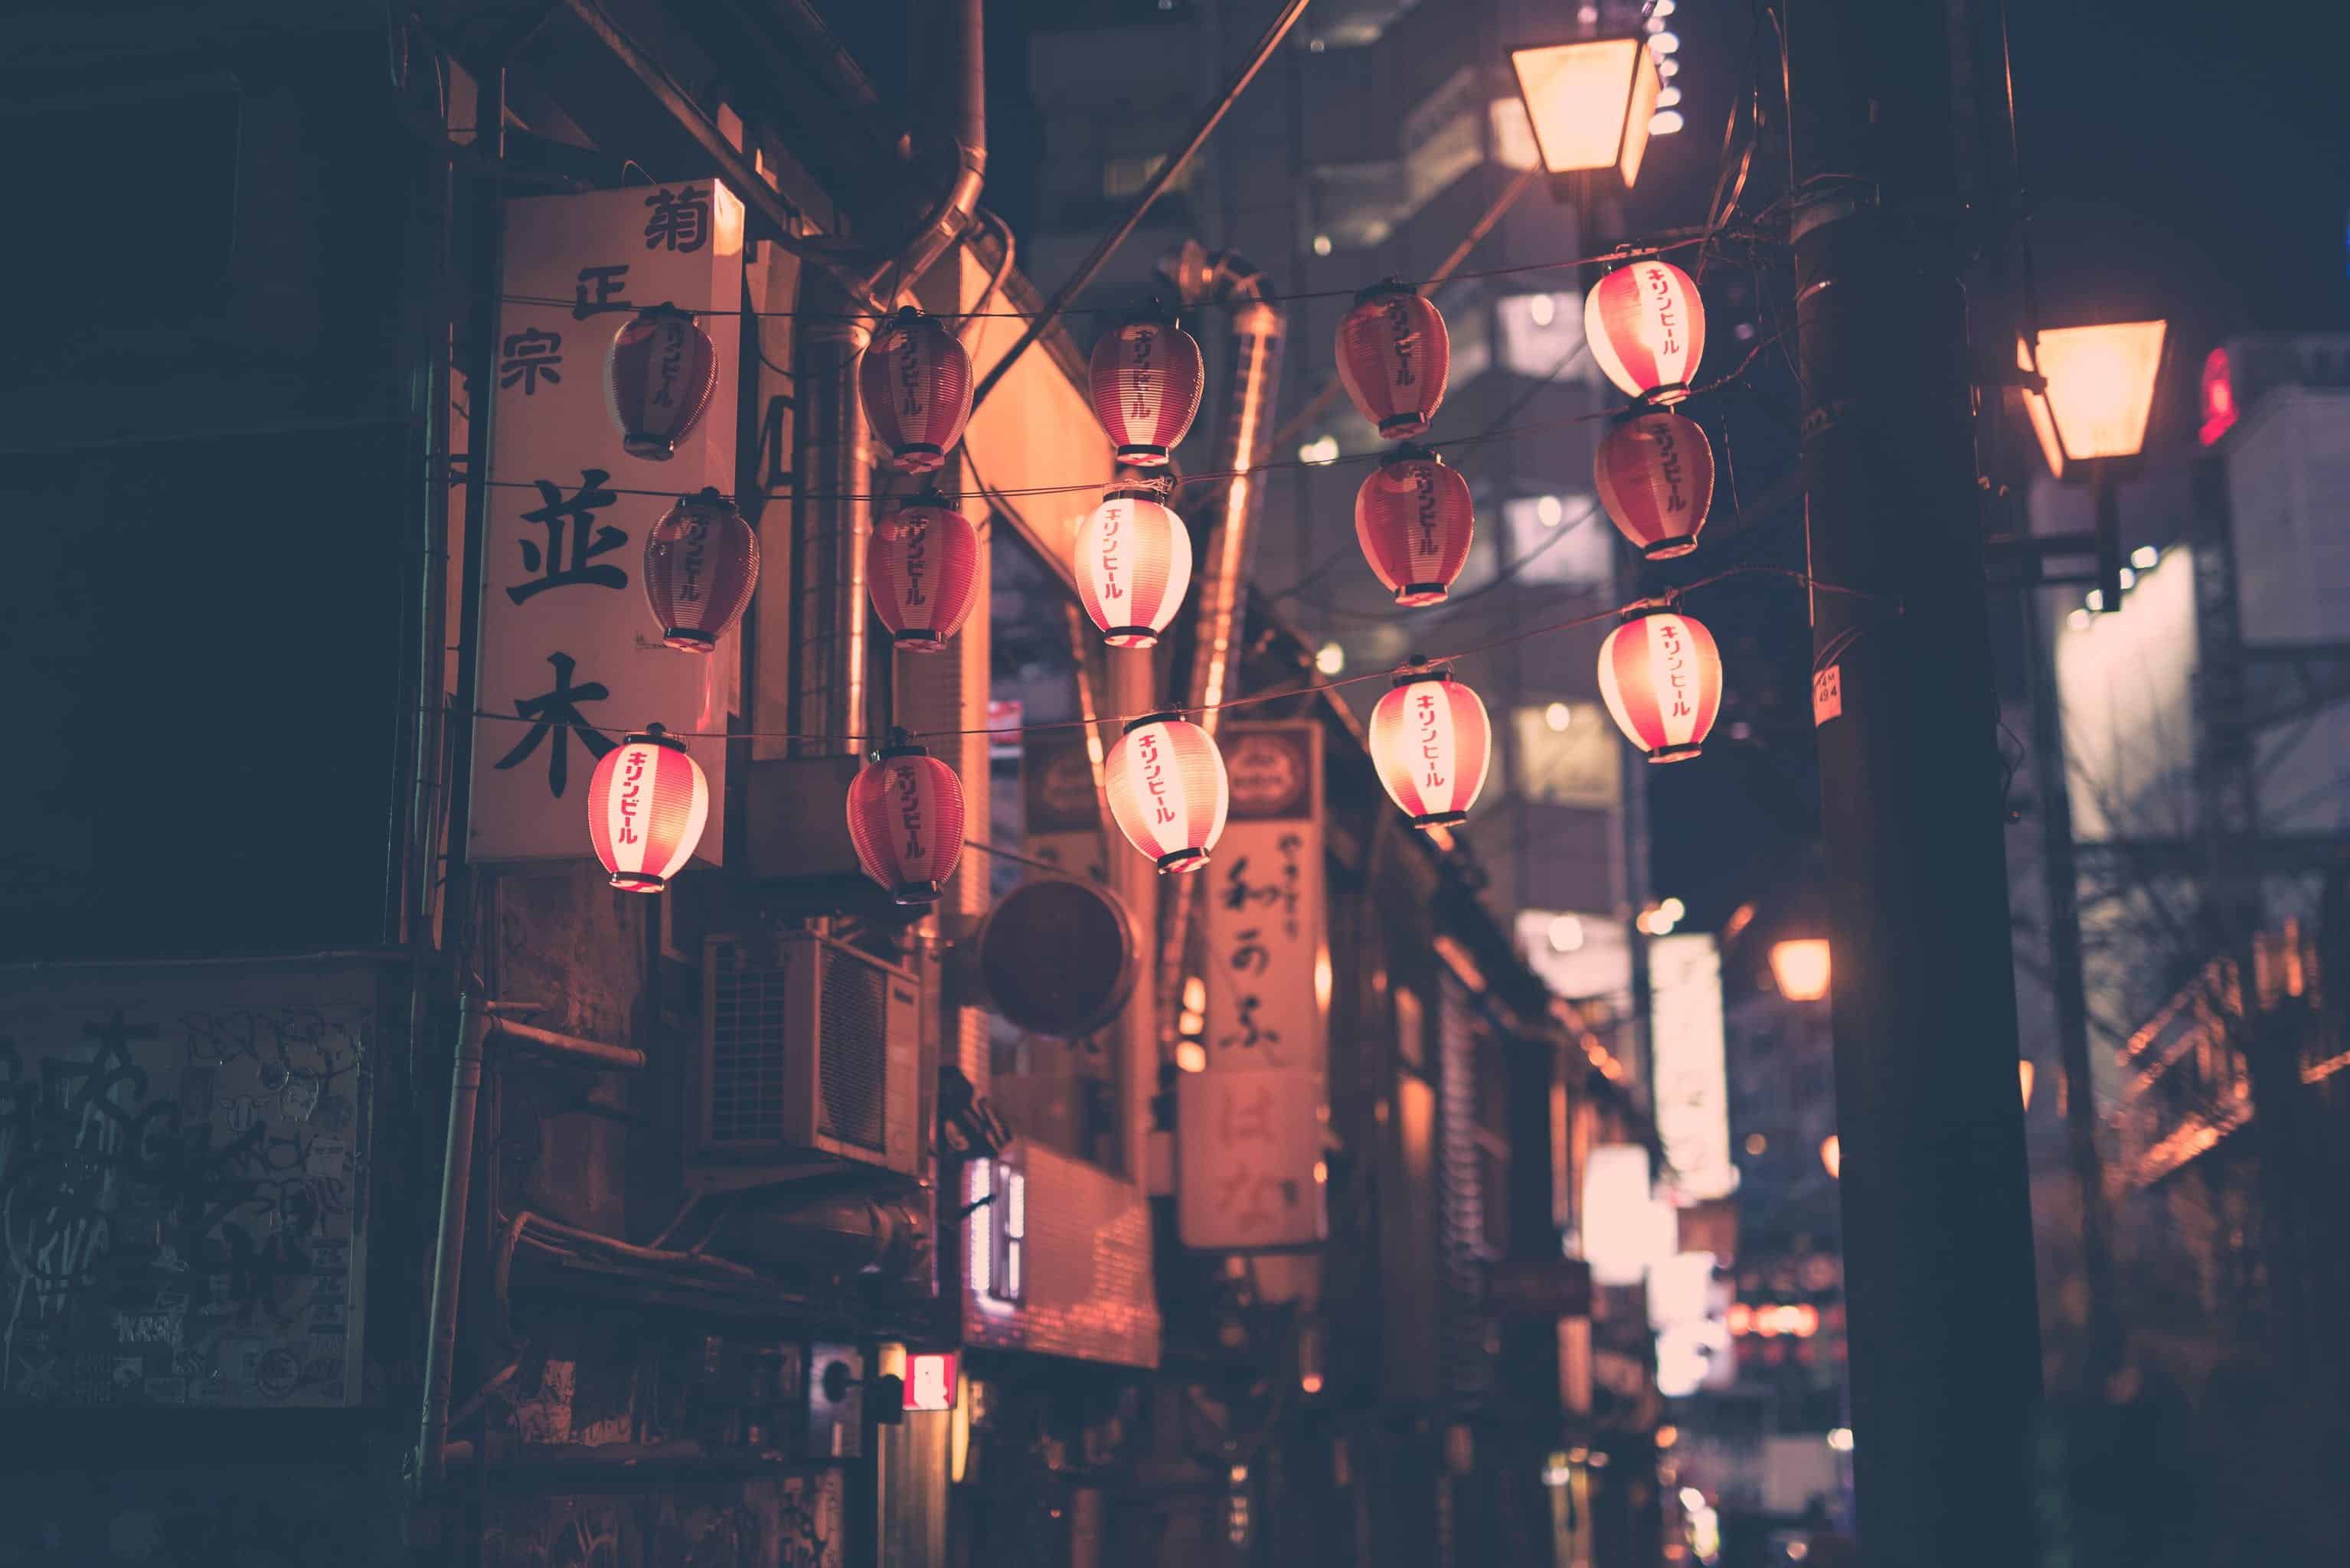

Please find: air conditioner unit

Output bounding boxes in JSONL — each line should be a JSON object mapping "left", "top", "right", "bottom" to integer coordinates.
{"left": 689, "top": 930, "right": 923, "bottom": 1191}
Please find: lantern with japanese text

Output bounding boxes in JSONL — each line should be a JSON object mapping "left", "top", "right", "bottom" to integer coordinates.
{"left": 642, "top": 488, "right": 760, "bottom": 651}
{"left": 587, "top": 724, "right": 711, "bottom": 892}
{"left": 1584, "top": 259, "right": 1706, "bottom": 405}
{"left": 1103, "top": 712, "right": 1229, "bottom": 874}
{"left": 1369, "top": 661, "right": 1492, "bottom": 830}
{"left": 1355, "top": 447, "right": 1474, "bottom": 607}
{"left": 1597, "top": 607, "right": 1723, "bottom": 763}
{"left": 1088, "top": 312, "right": 1206, "bottom": 466}
{"left": 868, "top": 490, "right": 981, "bottom": 652}
{"left": 1075, "top": 487, "right": 1194, "bottom": 648}
{"left": 607, "top": 305, "right": 719, "bottom": 461}
{"left": 1336, "top": 282, "right": 1451, "bottom": 439}
{"left": 1594, "top": 410, "right": 1714, "bottom": 560}
{"left": 859, "top": 306, "right": 973, "bottom": 473}
{"left": 846, "top": 729, "right": 967, "bottom": 905}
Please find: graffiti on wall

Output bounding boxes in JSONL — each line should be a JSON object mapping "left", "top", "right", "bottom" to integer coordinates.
{"left": 0, "top": 965, "right": 370, "bottom": 1407}
{"left": 482, "top": 1475, "right": 842, "bottom": 1568}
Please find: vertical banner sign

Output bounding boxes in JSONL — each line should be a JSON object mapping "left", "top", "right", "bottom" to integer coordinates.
{"left": 1648, "top": 933, "right": 1737, "bottom": 1202}
{"left": 1178, "top": 723, "right": 1328, "bottom": 1249}
{"left": 469, "top": 183, "right": 745, "bottom": 863}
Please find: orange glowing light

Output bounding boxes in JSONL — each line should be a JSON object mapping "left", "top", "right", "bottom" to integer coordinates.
{"left": 1508, "top": 38, "right": 1662, "bottom": 187}
{"left": 1770, "top": 939, "right": 1831, "bottom": 1002}
{"left": 1819, "top": 1134, "right": 1841, "bottom": 1181}
{"left": 2018, "top": 322, "right": 2168, "bottom": 476}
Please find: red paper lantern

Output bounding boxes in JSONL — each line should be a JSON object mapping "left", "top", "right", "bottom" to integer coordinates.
{"left": 846, "top": 729, "right": 967, "bottom": 905}
{"left": 1369, "top": 662, "right": 1492, "bottom": 830}
{"left": 868, "top": 491, "right": 981, "bottom": 652}
{"left": 1594, "top": 410, "right": 1715, "bottom": 560}
{"left": 587, "top": 725, "right": 711, "bottom": 893}
{"left": 643, "top": 488, "right": 759, "bottom": 652}
{"left": 1075, "top": 488, "right": 1193, "bottom": 648}
{"left": 1597, "top": 608, "right": 1723, "bottom": 763}
{"left": 1355, "top": 448, "right": 1474, "bottom": 607}
{"left": 1103, "top": 713, "right": 1229, "bottom": 874}
{"left": 860, "top": 307, "right": 974, "bottom": 473}
{"left": 1336, "top": 283, "right": 1452, "bottom": 439}
{"left": 608, "top": 305, "right": 719, "bottom": 461}
{"left": 1088, "top": 313, "right": 1205, "bottom": 466}
{"left": 1584, "top": 260, "right": 1706, "bottom": 405}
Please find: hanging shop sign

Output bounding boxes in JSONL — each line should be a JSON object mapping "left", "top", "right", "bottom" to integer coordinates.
{"left": 1649, "top": 932, "right": 1737, "bottom": 1203}
{"left": 469, "top": 181, "right": 744, "bottom": 864}
{"left": 1178, "top": 721, "right": 1329, "bottom": 1250}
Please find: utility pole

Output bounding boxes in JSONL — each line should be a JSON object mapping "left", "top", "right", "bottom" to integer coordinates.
{"left": 1786, "top": 2, "right": 2044, "bottom": 1562}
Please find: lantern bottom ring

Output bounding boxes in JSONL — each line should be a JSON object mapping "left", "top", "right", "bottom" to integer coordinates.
{"left": 607, "top": 870, "right": 670, "bottom": 893}
{"left": 622, "top": 434, "right": 678, "bottom": 461}
{"left": 662, "top": 627, "right": 719, "bottom": 652}
{"left": 1154, "top": 847, "right": 1211, "bottom": 875}
{"left": 1102, "top": 627, "right": 1161, "bottom": 648}
{"left": 1646, "top": 742, "right": 1704, "bottom": 765}
{"left": 1633, "top": 383, "right": 1692, "bottom": 409}
{"left": 892, "top": 629, "right": 951, "bottom": 652}
{"left": 1394, "top": 583, "right": 1450, "bottom": 607}
{"left": 888, "top": 444, "right": 946, "bottom": 474}
{"left": 891, "top": 880, "right": 945, "bottom": 906}
{"left": 1639, "top": 538, "right": 1701, "bottom": 561}
{"left": 1114, "top": 443, "right": 1172, "bottom": 466}
{"left": 1377, "top": 413, "right": 1433, "bottom": 439}
{"left": 1408, "top": 809, "right": 1468, "bottom": 830}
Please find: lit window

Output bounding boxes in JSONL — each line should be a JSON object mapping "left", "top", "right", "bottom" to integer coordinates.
{"left": 985, "top": 1158, "right": 1025, "bottom": 1305}
{"left": 1499, "top": 495, "right": 1613, "bottom": 587}
{"left": 1102, "top": 153, "right": 1195, "bottom": 201}
{"left": 1513, "top": 702, "right": 1620, "bottom": 807}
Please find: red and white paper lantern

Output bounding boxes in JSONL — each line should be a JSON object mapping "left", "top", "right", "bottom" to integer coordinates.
{"left": 1355, "top": 448, "right": 1475, "bottom": 607}
{"left": 1369, "top": 662, "right": 1492, "bottom": 830}
{"left": 846, "top": 730, "right": 967, "bottom": 905}
{"left": 1597, "top": 609, "right": 1723, "bottom": 763}
{"left": 608, "top": 305, "right": 719, "bottom": 461}
{"left": 868, "top": 492, "right": 981, "bottom": 652}
{"left": 643, "top": 488, "right": 760, "bottom": 652}
{"left": 1584, "top": 260, "right": 1706, "bottom": 405}
{"left": 1594, "top": 410, "right": 1715, "bottom": 560}
{"left": 1103, "top": 713, "right": 1229, "bottom": 874}
{"left": 1075, "top": 488, "right": 1193, "bottom": 648}
{"left": 859, "top": 307, "right": 974, "bottom": 473}
{"left": 1088, "top": 313, "right": 1205, "bottom": 466}
{"left": 587, "top": 725, "right": 711, "bottom": 893}
{"left": 1336, "top": 283, "right": 1451, "bottom": 439}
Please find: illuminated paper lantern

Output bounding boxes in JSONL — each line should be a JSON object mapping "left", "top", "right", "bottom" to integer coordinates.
{"left": 1594, "top": 410, "right": 1714, "bottom": 560}
{"left": 846, "top": 730, "right": 967, "bottom": 905}
{"left": 1103, "top": 712, "right": 1229, "bottom": 874}
{"left": 1584, "top": 260, "right": 1706, "bottom": 404}
{"left": 1088, "top": 313, "right": 1205, "bottom": 466}
{"left": 642, "top": 488, "right": 759, "bottom": 652}
{"left": 1368, "top": 662, "right": 1491, "bottom": 829}
{"left": 859, "top": 307, "right": 974, "bottom": 473}
{"left": 868, "top": 491, "right": 981, "bottom": 652}
{"left": 1355, "top": 448, "right": 1474, "bottom": 607}
{"left": 587, "top": 724, "right": 710, "bottom": 893}
{"left": 1075, "top": 488, "right": 1193, "bottom": 648}
{"left": 1597, "top": 608, "right": 1722, "bottom": 763}
{"left": 607, "top": 305, "right": 719, "bottom": 461}
{"left": 1335, "top": 283, "right": 1452, "bottom": 439}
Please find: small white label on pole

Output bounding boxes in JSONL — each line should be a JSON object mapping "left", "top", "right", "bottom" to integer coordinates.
{"left": 1812, "top": 665, "right": 1843, "bottom": 726}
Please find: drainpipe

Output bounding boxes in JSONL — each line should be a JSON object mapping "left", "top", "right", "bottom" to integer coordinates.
{"left": 1155, "top": 243, "right": 1286, "bottom": 1054}
{"left": 791, "top": 273, "right": 875, "bottom": 754}
{"left": 868, "top": 0, "right": 987, "bottom": 302}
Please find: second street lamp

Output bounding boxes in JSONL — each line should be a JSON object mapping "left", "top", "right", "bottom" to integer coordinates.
{"left": 2016, "top": 318, "right": 2169, "bottom": 608}
{"left": 1508, "top": 36, "right": 1663, "bottom": 191}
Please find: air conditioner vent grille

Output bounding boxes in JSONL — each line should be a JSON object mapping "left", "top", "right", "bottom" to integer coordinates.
{"left": 819, "top": 953, "right": 888, "bottom": 1152}
{"left": 710, "top": 940, "right": 790, "bottom": 1143}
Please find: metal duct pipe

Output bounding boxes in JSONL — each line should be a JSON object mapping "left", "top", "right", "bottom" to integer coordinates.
{"left": 1155, "top": 243, "right": 1286, "bottom": 1053}
{"left": 873, "top": 0, "right": 988, "bottom": 300}
{"left": 792, "top": 270, "right": 876, "bottom": 753}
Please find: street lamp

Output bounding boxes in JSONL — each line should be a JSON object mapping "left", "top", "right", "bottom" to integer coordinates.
{"left": 1508, "top": 37, "right": 1662, "bottom": 190}
{"left": 2017, "top": 320, "right": 2168, "bottom": 609}
{"left": 1770, "top": 938, "right": 1832, "bottom": 1002}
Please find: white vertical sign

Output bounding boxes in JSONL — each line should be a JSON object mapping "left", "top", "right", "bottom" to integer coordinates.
{"left": 1649, "top": 933, "right": 1737, "bottom": 1202}
{"left": 1178, "top": 723, "right": 1328, "bottom": 1249}
{"left": 469, "top": 182, "right": 744, "bottom": 863}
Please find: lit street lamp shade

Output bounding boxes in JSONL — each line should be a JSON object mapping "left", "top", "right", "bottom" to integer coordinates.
{"left": 1087, "top": 313, "right": 1205, "bottom": 466}
{"left": 1585, "top": 260, "right": 1706, "bottom": 405}
{"left": 1597, "top": 609, "right": 1722, "bottom": 763}
{"left": 587, "top": 727, "right": 710, "bottom": 893}
{"left": 1103, "top": 713, "right": 1229, "bottom": 874}
{"left": 1595, "top": 410, "right": 1714, "bottom": 559}
{"left": 1335, "top": 283, "right": 1451, "bottom": 439}
{"left": 1769, "top": 938, "right": 1831, "bottom": 1002}
{"left": 1355, "top": 448, "right": 1475, "bottom": 606}
{"left": 1508, "top": 37, "right": 1663, "bottom": 188}
{"left": 1369, "top": 662, "right": 1492, "bottom": 830}
{"left": 1074, "top": 488, "right": 1194, "bottom": 648}
{"left": 642, "top": 488, "right": 759, "bottom": 652}
{"left": 868, "top": 492, "right": 982, "bottom": 652}
{"left": 846, "top": 730, "right": 967, "bottom": 905}
{"left": 2018, "top": 321, "right": 2167, "bottom": 476}
{"left": 607, "top": 305, "right": 718, "bottom": 461}
{"left": 859, "top": 307, "right": 975, "bottom": 474}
